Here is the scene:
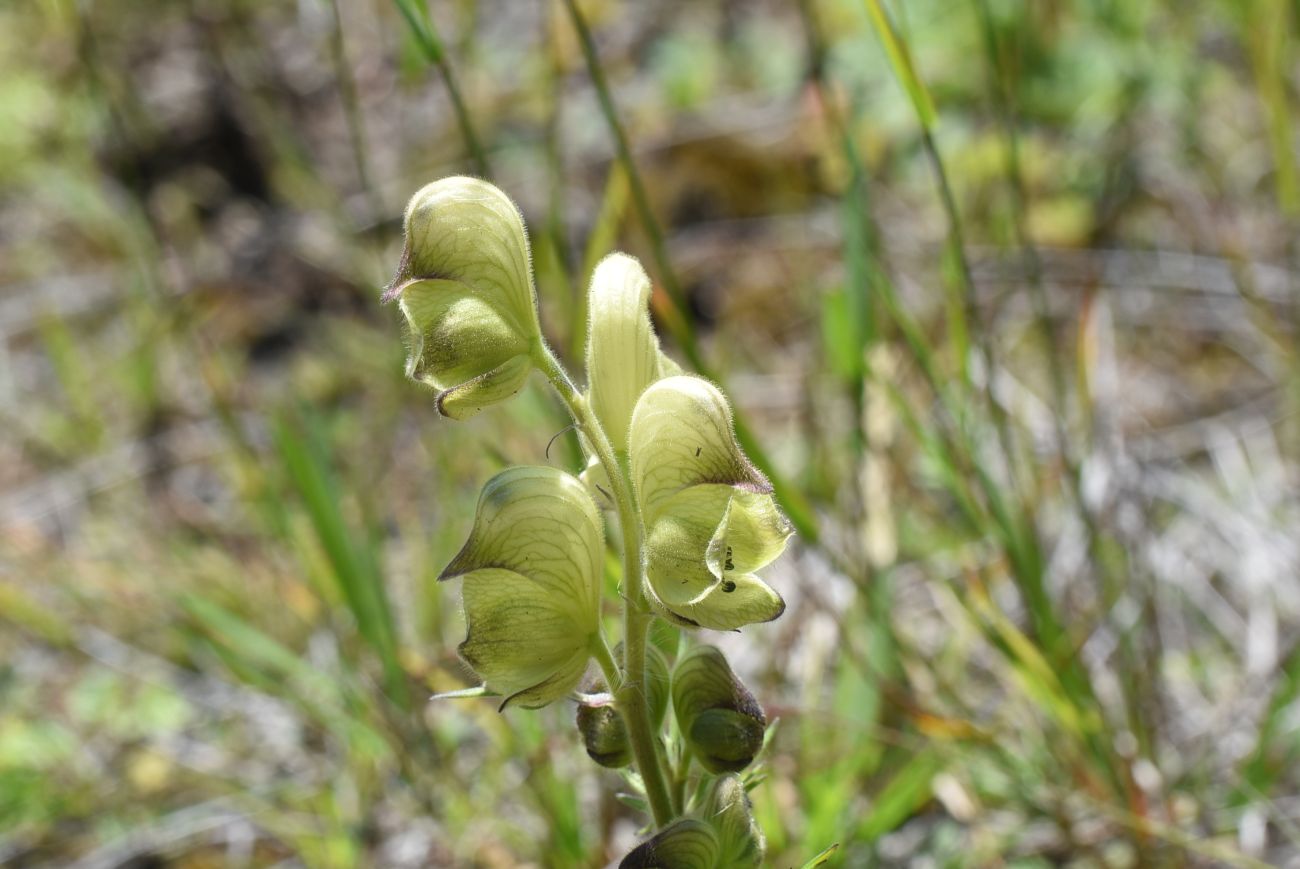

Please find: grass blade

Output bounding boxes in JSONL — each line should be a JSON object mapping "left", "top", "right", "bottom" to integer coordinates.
{"left": 391, "top": 0, "right": 490, "bottom": 177}
{"left": 273, "top": 412, "right": 408, "bottom": 708}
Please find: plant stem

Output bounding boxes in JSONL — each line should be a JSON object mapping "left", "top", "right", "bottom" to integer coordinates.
{"left": 533, "top": 342, "right": 676, "bottom": 828}
{"left": 590, "top": 632, "right": 622, "bottom": 692}
{"left": 671, "top": 746, "right": 692, "bottom": 815}
{"left": 391, "top": 0, "right": 491, "bottom": 177}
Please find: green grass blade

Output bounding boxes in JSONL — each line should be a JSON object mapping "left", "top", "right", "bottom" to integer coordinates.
{"left": 800, "top": 843, "right": 841, "bottom": 868}
{"left": 273, "top": 413, "right": 408, "bottom": 708}
{"left": 182, "top": 594, "right": 339, "bottom": 701}
{"left": 861, "top": 0, "right": 936, "bottom": 130}
{"left": 857, "top": 749, "right": 942, "bottom": 842}
{"left": 390, "top": 0, "right": 490, "bottom": 177}
{"left": 182, "top": 595, "right": 391, "bottom": 757}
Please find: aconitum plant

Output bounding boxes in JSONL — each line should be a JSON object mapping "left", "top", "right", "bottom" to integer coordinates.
{"left": 385, "top": 177, "right": 792, "bottom": 866}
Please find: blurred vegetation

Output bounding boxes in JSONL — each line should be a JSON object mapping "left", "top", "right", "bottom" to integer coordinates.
{"left": 1, "top": 0, "right": 1299, "bottom": 866}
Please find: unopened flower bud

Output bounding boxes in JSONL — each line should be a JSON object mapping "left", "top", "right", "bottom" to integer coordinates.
{"left": 585, "top": 253, "right": 681, "bottom": 453}
{"left": 672, "top": 645, "right": 766, "bottom": 774}
{"left": 576, "top": 698, "right": 630, "bottom": 768}
{"left": 619, "top": 818, "right": 719, "bottom": 869}
{"left": 702, "top": 775, "right": 765, "bottom": 867}
{"left": 617, "top": 776, "right": 765, "bottom": 868}
{"left": 384, "top": 177, "right": 542, "bottom": 420}
{"left": 575, "top": 645, "right": 669, "bottom": 768}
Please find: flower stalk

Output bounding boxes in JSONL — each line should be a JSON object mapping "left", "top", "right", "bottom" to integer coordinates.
{"left": 532, "top": 341, "right": 676, "bottom": 828}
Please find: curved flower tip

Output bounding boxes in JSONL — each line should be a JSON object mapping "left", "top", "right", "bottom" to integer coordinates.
{"left": 440, "top": 466, "right": 603, "bottom": 709}
{"left": 629, "top": 375, "right": 793, "bottom": 630}
{"left": 585, "top": 252, "right": 681, "bottom": 455}
{"left": 386, "top": 177, "right": 542, "bottom": 419}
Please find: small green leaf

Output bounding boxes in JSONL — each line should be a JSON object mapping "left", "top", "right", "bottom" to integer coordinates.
{"left": 800, "top": 843, "right": 841, "bottom": 868}
{"left": 429, "top": 685, "right": 498, "bottom": 701}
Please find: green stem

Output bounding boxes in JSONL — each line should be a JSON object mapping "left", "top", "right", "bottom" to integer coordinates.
{"left": 533, "top": 342, "right": 676, "bottom": 828}
{"left": 590, "top": 632, "right": 622, "bottom": 692}
{"left": 671, "top": 746, "right": 692, "bottom": 815}
{"left": 391, "top": 0, "right": 491, "bottom": 177}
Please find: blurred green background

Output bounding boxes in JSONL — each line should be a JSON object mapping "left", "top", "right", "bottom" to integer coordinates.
{"left": 2, "top": 0, "right": 1299, "bottom": 865}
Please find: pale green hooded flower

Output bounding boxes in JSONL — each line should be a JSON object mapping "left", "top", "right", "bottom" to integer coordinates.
{"left": 581, "top": 253, "right": 681, "bottom": 501}
{"left": 384, "top": 176, "right": 541, "bottom": 420}
{"left": 629, "top": 375, "right": 792, "bottom": 630}
{"left": 439, "top": 466, "right": 603, "bottom": 709}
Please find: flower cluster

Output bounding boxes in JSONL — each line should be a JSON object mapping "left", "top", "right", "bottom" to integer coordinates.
{"left": 385, "top": 177, "right": 791, "bottom": 866}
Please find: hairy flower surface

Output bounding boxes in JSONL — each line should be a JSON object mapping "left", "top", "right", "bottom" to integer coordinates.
{"left": 385, "top": 176, "right": 541, "bottom": 419}
{"left": 580, "top": 252, "right": 680, "bottom": 502}
{"left": 439, "top": 466, "right": 602, "bottom": 708}
{"left": 585, "top": 252, "right": 681, "bottom": 453}
{"left": 702, "top": 775, "right": 765, "bottom": 867}
{"left": 629, "top": 375, "right": 792, "bottom": 629}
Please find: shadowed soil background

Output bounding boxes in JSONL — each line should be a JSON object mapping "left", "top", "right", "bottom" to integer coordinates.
{"left": 1, "top": 0, "right": 1299, "bottom": 866}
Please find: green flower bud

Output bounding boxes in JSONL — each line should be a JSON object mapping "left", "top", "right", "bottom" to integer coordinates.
{"left": 619, "top": 818, "right": 720, "bottom": 869}
{"left": 618, "top": 777, "right": 764, "bottom": 868}
{"left": 384, "top": 177, "right": 541, "bottom": 420}
{"left": 440, "top": 466, "right": 603, "bottom": 709}
{"left": 575, "top": 698, "right": 630, "bottom": 768}
{"left": 672, "top": 645, "right": 766, "bottom": 775}
{"left": 579, "top": 253, "right": 681, "bottom": 504}
{"left": 585, "top": 253, "right": 681, "bottom": 453}
{"left": 629, "top": 376, "right": 793, "bottom": 630}
{"left": 702, "top": 775, "right": 765, "bottom": 867}
{"left": 575, "top": 645, "right": 670, "bottom": 768}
